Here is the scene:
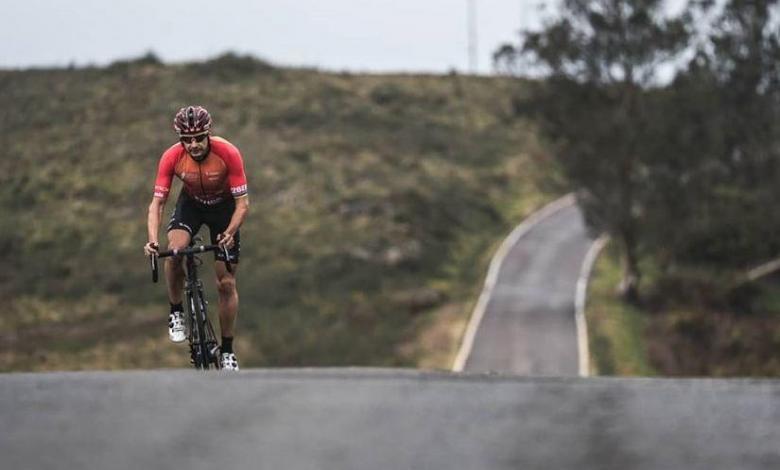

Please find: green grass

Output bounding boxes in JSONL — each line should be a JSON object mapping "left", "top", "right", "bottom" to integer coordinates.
{"left": 0, "top": 54, "right": 559, "bottom": 371}
{"left": 585, "top": 241, "right": 656, "bottom": 376}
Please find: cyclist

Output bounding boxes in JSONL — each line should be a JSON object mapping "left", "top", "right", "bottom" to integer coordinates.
{"left": 143, "top": 105, "right": 249, "bottom": 371}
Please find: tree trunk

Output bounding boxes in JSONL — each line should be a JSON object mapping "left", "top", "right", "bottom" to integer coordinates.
{"left": 618, "top": 228, "right": 641, "bottom": 304}
{"left": 616, "top": 81, "right": 641, "bottom": 304}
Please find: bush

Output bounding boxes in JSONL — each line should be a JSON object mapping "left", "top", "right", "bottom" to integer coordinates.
{"left": 187, "top": 52, "right": 275, "bottom": 79}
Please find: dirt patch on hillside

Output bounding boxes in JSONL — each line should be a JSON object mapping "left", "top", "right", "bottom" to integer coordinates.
{"left": 646, "top": 309, "right": 780, "bottom": 376}
{"left": 641, "top": 275, "right": 780, "bottom": 377}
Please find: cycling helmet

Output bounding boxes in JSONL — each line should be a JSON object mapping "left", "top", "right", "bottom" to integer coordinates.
{"left": 173, "top": 105, "right": 212, "bottom": 135}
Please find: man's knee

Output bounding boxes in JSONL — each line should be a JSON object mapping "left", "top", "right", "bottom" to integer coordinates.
{"left": 164, "top": 232, "right": 190, "bottom": 270}
{"left": 217, "top": 276, "right": 236, "bottom": 296}
{"left": 167, "top": 244, "right": 187, "bottom": 251}
{"left": 167, "top": 229, "right": 191, "bottom": 251}
{"left": 166, "top": 240, "right": 189, "bottom": 251}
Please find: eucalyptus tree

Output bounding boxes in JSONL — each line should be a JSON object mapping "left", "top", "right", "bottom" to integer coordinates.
{"left": 664, "top": 0, "right": 780, "bottom": 271}
{"left": 496, "top": 0, "right": 690, "bottom": 301}
{"left": 707, "top": 0, "right": 780, "bottom": 266}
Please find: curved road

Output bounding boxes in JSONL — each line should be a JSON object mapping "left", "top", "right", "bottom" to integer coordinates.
{"left": 460, "top": 199, "right": 594, "bottom": 375}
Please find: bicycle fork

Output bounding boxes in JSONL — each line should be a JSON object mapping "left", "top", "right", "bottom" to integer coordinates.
{"left": 185, "top": 276, "right": 219, "bottom": 369}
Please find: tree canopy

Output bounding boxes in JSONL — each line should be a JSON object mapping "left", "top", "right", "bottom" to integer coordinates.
{"left": 497, "top": 0, "right": 780, "bottom": 300}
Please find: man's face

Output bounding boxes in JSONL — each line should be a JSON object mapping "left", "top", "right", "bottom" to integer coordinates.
{"left": 180, "top": 132, "right": 210, "bottom": 159}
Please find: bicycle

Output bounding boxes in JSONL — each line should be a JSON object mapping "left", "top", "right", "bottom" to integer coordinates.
{"left": 149, "top": 238, "right": 233, "bottom": 370}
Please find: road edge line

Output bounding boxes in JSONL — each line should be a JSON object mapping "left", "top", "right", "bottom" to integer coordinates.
{"left": 574, "top": 234, "right": 609, "bottom": 377}
{"left": 451, "top": 194, "right": 577, "bottom": 372}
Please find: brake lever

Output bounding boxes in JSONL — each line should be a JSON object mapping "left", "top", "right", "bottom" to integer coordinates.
{"left": 222, "top": 245, "right": 233, "bottom": 274}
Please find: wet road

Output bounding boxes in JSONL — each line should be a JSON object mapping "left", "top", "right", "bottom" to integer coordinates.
{"left": 461, "top": 201, "right": 594, "bottom": 375}
{"left": 2, "top": 369, "right": 778, "bottom": 470}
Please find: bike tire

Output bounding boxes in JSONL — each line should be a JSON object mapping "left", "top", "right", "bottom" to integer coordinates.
{"left": 186, "top": 292, "right": 198, "bottom": 369}
{"left": 204, "top": 315, "right": 221, "bottom": 369}
{"left": 198, "top": 295, "right": 221, "bottom": 369}
{"left": 186, "top": 292, "right": 206, "bottom": 370}
{"left": 190, "top": 290, "right": 211, "bottom": 370}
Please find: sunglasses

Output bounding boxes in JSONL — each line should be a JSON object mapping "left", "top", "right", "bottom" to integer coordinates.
{"left": 179, "top": 133, "right": 209, "bottom": 144}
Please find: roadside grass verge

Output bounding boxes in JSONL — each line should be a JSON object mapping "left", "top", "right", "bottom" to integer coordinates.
{"left": 585, "top": 241, "right": 656, "bottom": 376}
{"left": 586, "top": 241, "right": 780, "bottom": 377}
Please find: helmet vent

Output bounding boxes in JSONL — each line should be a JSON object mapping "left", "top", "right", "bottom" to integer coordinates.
{"left": 173, "top": 105, "right": 212, "bottom": 135}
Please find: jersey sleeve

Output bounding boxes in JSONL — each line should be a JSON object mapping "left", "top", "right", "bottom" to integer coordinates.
{"left": 153, "top": 146, "right": 179, "bottom": 200}
{"left": 224, "top": 144, "right": 248, "bottom": 198}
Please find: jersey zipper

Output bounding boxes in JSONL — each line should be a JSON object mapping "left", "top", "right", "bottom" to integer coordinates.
{"left": 197, "top": 161, "right": 207, "bottom": 202}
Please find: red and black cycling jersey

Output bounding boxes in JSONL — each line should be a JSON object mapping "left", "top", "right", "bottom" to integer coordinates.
{"left": 153, "top": 136, "right": 248, "bottom": 206}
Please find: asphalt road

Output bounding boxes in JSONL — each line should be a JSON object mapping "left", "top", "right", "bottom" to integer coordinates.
{"left": 6, "top": 201, "right": 778, "bottom": 469}
{"left": 2, "top": 369, "right": 778, "bottom": 470}
{"left": 463, "top": 202, "right": 593, "bottom": 375}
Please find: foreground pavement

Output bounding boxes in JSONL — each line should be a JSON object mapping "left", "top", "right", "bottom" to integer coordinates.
{"left": 2, "top": 369, "right": 778, "bottom": 470}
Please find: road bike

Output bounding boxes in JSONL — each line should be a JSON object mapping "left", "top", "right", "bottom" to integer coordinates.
{"left": 149, "top": 239, "right": 232, "bottom": 370}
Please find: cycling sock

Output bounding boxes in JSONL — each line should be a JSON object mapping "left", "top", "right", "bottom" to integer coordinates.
{"left": 170, "top": 302, "right": 183, "bottom": 313}
{"left": 221, "top": 336, "right": 234, "bottom": 354}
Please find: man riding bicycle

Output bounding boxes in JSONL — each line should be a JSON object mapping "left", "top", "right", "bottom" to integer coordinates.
{"left": 143, "top": 105, "right": 249, "bottom": 371}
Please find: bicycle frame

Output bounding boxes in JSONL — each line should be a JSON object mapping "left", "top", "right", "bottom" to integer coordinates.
{"left": 151, "top": 242, "right": 232, "bottom": 370}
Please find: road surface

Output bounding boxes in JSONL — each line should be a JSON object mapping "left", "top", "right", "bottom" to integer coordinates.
{"left": 2, "top": 369, "right": 778, "bottom": 470}
{"left": 462, "top": 201, "right": 594, "bottom": 374}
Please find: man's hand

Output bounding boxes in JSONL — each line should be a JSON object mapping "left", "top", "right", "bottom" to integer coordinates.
{"left": 144, "top": 242, "right": 159, "bottom": 257}
{"left": 217, "top": 232, "right": 235, "bottom": 249}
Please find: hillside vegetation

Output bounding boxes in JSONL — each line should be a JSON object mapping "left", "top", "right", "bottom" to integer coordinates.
{"left": 586, "top": 242, "right": 780, "bottom": 377}
{"left": 0, "top": 54, "right": 558, "bottom": 371}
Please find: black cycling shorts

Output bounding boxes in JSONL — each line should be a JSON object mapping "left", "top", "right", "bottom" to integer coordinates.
{"left": 167, "top": 192, "right": 241, "bottom": 264}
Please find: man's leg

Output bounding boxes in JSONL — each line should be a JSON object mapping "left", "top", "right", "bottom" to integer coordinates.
{"left": 165, "top": 229, "right": 191, "bottom": 343}
{"left": 165, "top": 229, "right": 191, "bottom": 304}
{"left": 207, "top": 198, "right": 241, "bottom": 369}
{"left": 215, "top": 261, "right": 239, "bottom": 338}
{"left": 215, "top": 260, "right": 240, "bottom": 370}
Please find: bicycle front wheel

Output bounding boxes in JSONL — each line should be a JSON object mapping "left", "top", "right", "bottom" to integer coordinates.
{"left": 188, "top": 291, "right": 210, "bottom": 370}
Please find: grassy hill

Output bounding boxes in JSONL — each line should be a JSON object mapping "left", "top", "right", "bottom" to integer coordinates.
{"left": 0, "top": 53, "right": 559, "bottom": 371}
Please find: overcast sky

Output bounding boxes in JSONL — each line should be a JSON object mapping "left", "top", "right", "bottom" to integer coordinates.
{"left": 2, "top": 0, "right": 687, "bottom": 74}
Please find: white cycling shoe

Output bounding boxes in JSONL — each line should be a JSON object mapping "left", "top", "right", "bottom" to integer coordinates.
{"left": 220, "top": 352, "right": 240, "bottom": 371}
{"left": 168, "top": 311, "right": 186, "bottom": 343}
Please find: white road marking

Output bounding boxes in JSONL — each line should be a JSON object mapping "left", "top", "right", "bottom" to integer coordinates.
{"left": 574, "top": 235, "right": 609, "bottom": 377}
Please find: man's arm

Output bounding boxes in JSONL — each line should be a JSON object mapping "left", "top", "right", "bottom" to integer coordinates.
{"left": 146, "top": 146, "right": 177, "bottom": 255}
{"left": 144, "top": 197, "right": 167, "bottom": 255}
{"left": 217, "top": 195, "right": 249, "bottom": 249}
{"left": 216, "top": 139, "right": 249, "bottom": 249}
